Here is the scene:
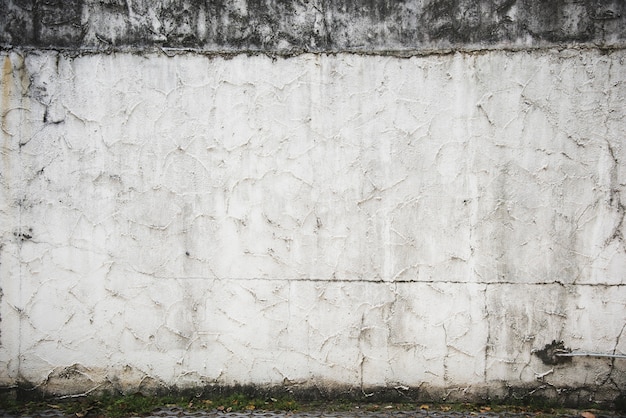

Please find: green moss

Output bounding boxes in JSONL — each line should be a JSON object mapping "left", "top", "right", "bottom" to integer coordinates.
{"left": 0, "top": 392, "right": 618, "bottom": 417}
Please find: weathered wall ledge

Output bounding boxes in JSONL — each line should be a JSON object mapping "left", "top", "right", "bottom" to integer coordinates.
{"left": 1, "top": 0, "right": 625, "bottom": 53}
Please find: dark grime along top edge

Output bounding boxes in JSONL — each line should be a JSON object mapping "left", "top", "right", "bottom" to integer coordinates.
{"left": 1, "top": 0, "right": 625, "bottom": 53}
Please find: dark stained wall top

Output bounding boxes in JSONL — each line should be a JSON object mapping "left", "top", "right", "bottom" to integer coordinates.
{"left": 1, "top": 0, "right": 625, "bottom": 53}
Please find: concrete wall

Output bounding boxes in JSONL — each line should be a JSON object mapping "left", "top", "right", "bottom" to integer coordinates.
{"left": 2, "top": 0, "right": 625, "bottom": 52}
{"left": 1, "top": 0, "right": 626, "bottom": 407}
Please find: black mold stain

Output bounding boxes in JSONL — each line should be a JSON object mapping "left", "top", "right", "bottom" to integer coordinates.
{"left": 534, "top": 340, "right": 573, "bottom": 365}
{"left": 13, "top": 227, "right": 33, "bottom": 242}
{"left": 34, "top": 0, "right": 85, "bottom": 47}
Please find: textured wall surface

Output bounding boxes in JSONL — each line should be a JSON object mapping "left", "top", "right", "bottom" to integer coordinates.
{"left": 1, "top": 48, "right": 625, "bottom": 404}
{"left": 1, "top": 0, "right": 625, "bottom": 52}
{"left": 1, "top": 0, "right": 626, "bottom": 408}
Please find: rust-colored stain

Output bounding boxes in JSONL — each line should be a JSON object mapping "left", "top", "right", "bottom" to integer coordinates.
{"left": 0, "top": 55, "right": 13, "bottom": 132}
{"left": 2, "top": 55, "right": 14, "bottom": 176}
{"left": 1, "top": 55, "right": 12, "bottom": 122}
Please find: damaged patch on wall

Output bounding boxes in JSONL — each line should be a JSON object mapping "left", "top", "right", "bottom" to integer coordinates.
{"left": 534, "top": 340, "right": 573, "bottom": 365}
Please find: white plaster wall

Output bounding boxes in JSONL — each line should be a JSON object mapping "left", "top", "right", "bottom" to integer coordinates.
{"left": 0, "top": 49, "right": 625, "bottom": 399}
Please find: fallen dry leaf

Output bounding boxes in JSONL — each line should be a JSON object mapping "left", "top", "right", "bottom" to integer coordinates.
{"left": 580, "top": 412, "right": 595, "bottom": 418}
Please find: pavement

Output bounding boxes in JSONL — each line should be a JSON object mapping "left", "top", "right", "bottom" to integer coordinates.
{"left": 1, "top": 407, "right": 624, "bottom": 418}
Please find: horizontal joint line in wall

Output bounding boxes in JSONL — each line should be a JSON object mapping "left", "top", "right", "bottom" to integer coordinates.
{"left": 150, "top": 277, "right": 625, "bottom": 286}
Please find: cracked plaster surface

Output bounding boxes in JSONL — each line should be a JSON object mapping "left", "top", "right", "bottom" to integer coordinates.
{"left": 0, "top": 49, "right": 625, "bottom": 400}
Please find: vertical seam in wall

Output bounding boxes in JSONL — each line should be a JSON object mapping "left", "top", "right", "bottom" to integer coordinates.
{"left": 483, "top": 282, "right": 490, "bottom": 386}
{"left": 16, "top": 52, "right": 23, "bottom": 383}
